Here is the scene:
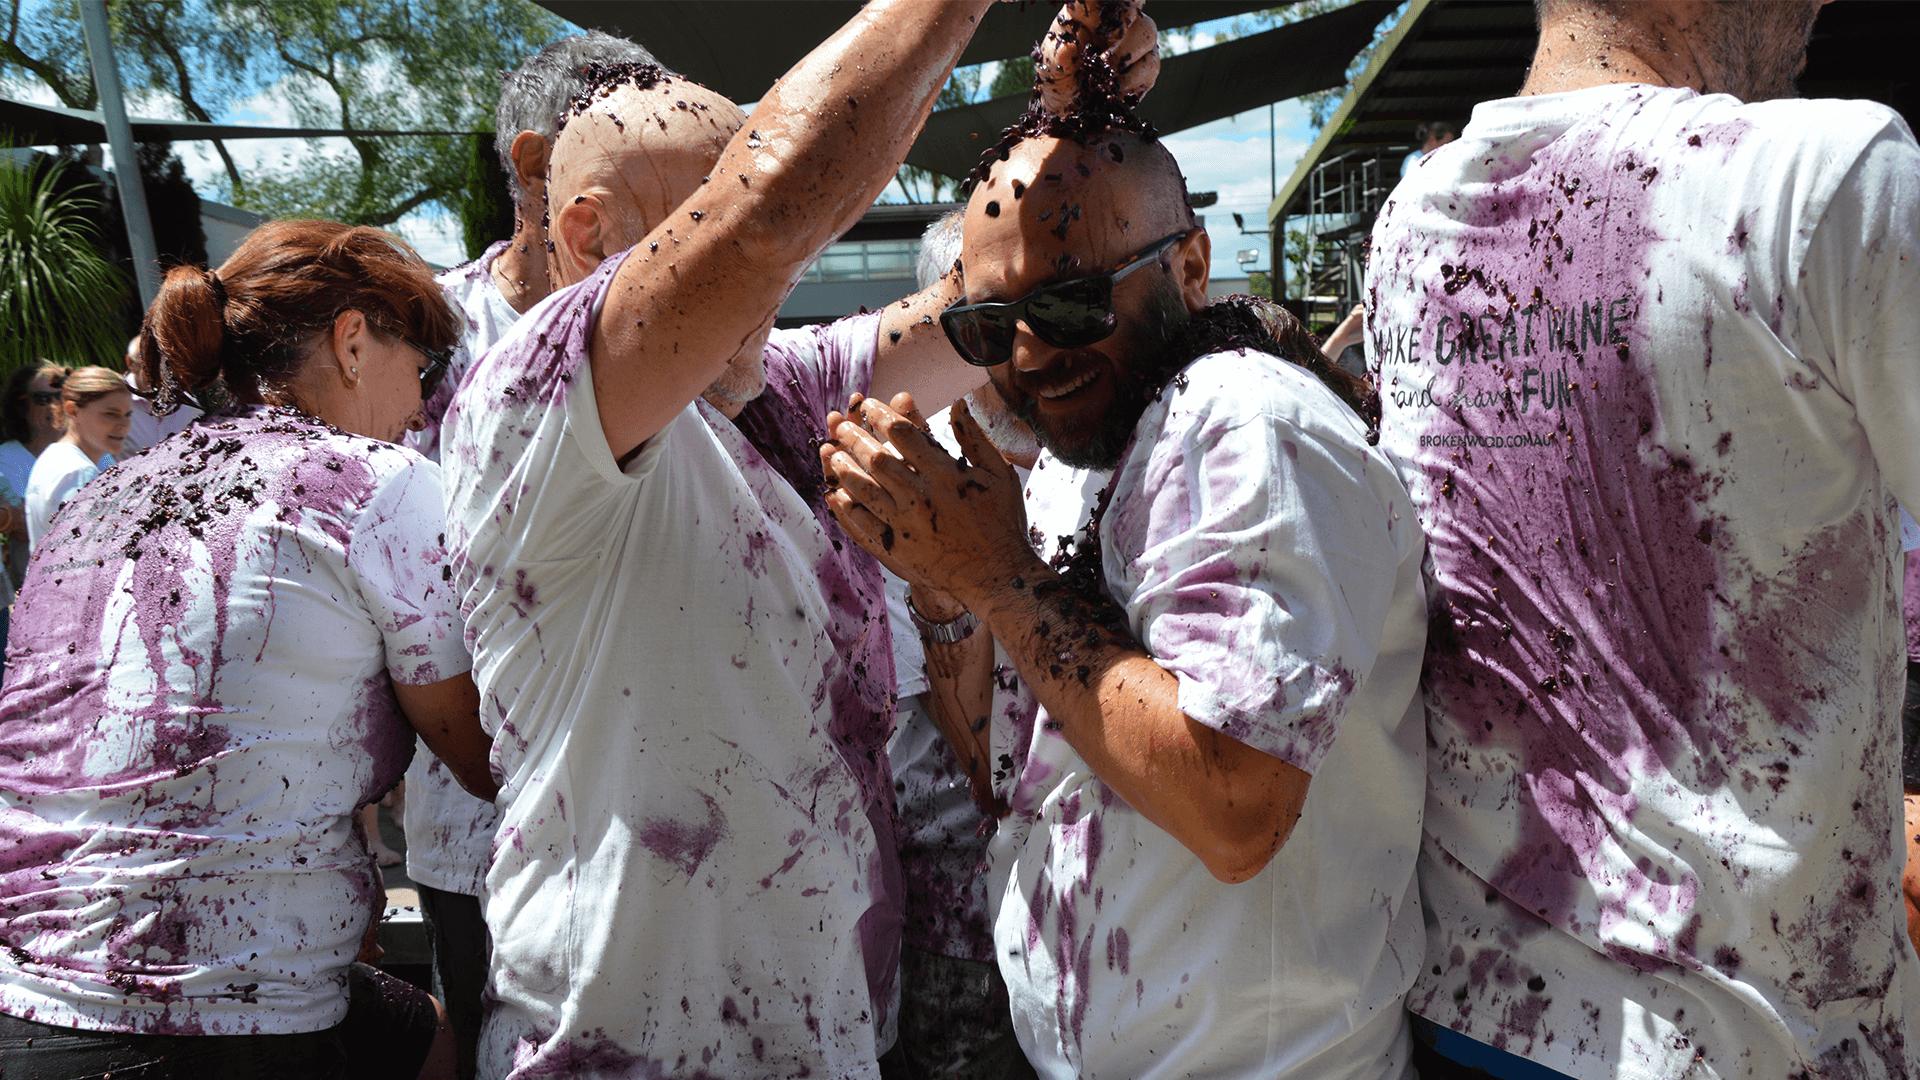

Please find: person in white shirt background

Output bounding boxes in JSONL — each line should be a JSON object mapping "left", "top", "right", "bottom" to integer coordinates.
{"left": 24, "top": 366, "right": 129, "bottom": 551}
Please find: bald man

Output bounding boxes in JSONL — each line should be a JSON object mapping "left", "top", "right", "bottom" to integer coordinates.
{"left": 822, "top": 126, "right": 1428, "bottom": 1080}
{"left": 435, "top": 4, "right": 1161, "bottom": 1077}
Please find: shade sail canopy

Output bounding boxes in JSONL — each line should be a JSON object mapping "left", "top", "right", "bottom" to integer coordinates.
{"left": 0, "top": 96, "right": 474, "bottom": 148}
{"left": 540, "top": 0, "right": 1397, "bottom": 177}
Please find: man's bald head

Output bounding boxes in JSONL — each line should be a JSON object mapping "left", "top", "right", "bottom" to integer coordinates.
{"left": 954, "top": 128, "right": 1211, "bottom": 469}
{"left": 548, "top": 72, "right": 746, "bottom": 288}
{"left": 960, "top": 130, "right": 1197, "bottom": 304}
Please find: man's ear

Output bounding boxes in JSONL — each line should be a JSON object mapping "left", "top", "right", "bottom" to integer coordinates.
{"left": 1175, "top": 228, "right": 1211, "bottom": 313}
{"left": 510, "top": 131, "right": 550, "bottom": 202}
{"left": 552, "top": 195, "right": 610, "bottom": 289}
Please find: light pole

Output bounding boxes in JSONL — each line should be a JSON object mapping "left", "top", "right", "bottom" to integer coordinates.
{"left": 80, "top": 0, "right": 160, "bottom": 310}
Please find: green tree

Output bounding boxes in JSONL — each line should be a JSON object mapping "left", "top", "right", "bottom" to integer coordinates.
{"left": 0, "top": 154, "right": 131, "bottom": 372}
{"left": 0, "top": 0, "right": 563, "bottom": 228}
{"left": 454, "top": 130, "right": 513, "bottom": 261}
{"left": 1, "top": 0, "right": 93, "bottom": 109}
{"left": 1284, "top": 227, "right": 1320, "bottom": 299}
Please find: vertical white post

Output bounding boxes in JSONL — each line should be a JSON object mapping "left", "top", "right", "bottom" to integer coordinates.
{"left": 81, "top": 0, "right": 161, "bottom": 310}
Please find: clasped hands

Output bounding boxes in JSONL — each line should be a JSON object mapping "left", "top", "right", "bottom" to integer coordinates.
{"left": 819, "top": 393, "right": 1039, "bottom": 616}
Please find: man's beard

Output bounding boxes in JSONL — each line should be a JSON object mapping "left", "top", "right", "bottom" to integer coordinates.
{"left": 963, "top": 386, "right": 1042, "bottom": 460}
{"left": 1011, "top": 281, "right": 1186, "bottom": 471}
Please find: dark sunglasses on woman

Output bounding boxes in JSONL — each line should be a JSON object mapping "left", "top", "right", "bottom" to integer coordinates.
{"left": 939, "top": 229, "right": 1193, "bottom": 368}
{"left": 410, "top": 342, "right": 454, "bottom": 398}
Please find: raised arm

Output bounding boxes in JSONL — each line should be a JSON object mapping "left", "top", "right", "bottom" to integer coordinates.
{"left": 587, "top": 1, "right": 995, "bottom": 456}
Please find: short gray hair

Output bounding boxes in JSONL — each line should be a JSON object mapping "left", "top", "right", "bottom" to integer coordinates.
{"left": 496, "top": 31, "right": 672, "bottom": 200}
{"left": 914, "top": 209, "right": 966, "bottom": 290}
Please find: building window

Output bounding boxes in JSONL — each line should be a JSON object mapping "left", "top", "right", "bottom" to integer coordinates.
{"left": 801, "top": 239, "right": 921, "bottom": 283}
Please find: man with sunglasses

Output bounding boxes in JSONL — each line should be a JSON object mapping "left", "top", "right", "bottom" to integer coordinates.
{"left": 437, "top": 3, "right": 1165, "bottom": 1076}
{"left": 822, "top": 124, "right": 1428, "bottom": 1080}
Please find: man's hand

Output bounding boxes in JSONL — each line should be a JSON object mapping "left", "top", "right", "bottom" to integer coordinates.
{"left": 821, "top": 393, "right": 1042, "bottom": 603}
{"left": 1035, "top": 0, "right": 1160, "bottom": 116}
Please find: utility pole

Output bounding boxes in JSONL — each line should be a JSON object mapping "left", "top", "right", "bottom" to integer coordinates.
{"left": 81, "top": 0, "right": 160, "bottom": 310}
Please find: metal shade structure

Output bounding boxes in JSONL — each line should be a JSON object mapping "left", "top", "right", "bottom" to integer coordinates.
{"left": 1269, "top": 0, "right": 1920, "bottom": 226}
{"left": 1265, "top": 0, "right": 1920, "bottom": 325}
{"left": 0, "top": 96, "right": 474, "bottom": 147}
{"left": 540, "top": 0, "right": 1398, "bottom": 178}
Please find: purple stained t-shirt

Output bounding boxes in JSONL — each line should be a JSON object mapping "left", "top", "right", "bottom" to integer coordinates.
{"left": 440, "top": 246, "right": 899, "bottom": 1079}
{"left": 1370, "top": 85, "right": 1920, "bottom": 1078}
{"left": 0, "top": 407, "right": 469, "bottom": 1035}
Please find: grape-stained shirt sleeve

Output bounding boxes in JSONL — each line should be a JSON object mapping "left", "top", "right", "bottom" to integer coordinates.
{"left": 1801, "top": 119, "right": 1920, "bottom": 514}
{"left": 347, "top": 459, "right": 471, "bottom": 687}
{"left": 1106, "top": 350, "right": 1407, "bottom": 776}
{"left": 758, "top": 312, "right": 881, "bottom": 423}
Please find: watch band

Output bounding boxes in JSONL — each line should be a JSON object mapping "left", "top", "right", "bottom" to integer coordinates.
{"left": 906, "top": 594, "right": 979, "bottom": 644}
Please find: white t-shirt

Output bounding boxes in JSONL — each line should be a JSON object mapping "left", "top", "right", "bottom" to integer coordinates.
{"left": 441, "top": 251, "right": 900, "bottom": 1080}
{"left": 121, "top": 398, "right": 199, "bottom": 458}
{"left": 402, "top": 241, "right": 517, "bottom": 897}
{"left": 24, "top": 441, "right": 102, "bottom": 550}
{"left": 988, "top": 350, "right": 1429, "bottom": 1080}
{"left": 0, "top": 407, "right": 470, "bottom": 1034}
{"left": 1368, "top": 84, "right": 1920, "bottom": 1080}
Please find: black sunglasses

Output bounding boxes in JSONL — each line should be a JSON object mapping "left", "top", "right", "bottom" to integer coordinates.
{"left": 939, "top": 230, "right": 1191, "bottom": 368}
{"left": 28, "top": 391, "right": 59, "bottom": 405}
{"left": 409, "top": 341, "right": 454, "bottom": 399}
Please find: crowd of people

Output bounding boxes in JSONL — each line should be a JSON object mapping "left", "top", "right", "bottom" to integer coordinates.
{"left": 1, "top": 0, "right": 1917, "bottom": 1079}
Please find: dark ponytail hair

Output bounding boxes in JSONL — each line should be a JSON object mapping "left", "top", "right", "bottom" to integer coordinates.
{"left": 138, "top": 219, "right": 459, "bottom": 414}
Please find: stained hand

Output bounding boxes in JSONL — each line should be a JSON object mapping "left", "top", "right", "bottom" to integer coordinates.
{"left": 820, "top": 392, "right": 1037, "bottom": 606}
{"left": 1035, "top": 0, "right": 1160, "bottom": 116}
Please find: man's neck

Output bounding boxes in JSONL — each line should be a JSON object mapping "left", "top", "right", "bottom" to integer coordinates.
{"left": 1519, "top": 5, "right": 1706, "bottom": 97}
{"left": 489, "top": 213, "right": 551, "bottom": 315}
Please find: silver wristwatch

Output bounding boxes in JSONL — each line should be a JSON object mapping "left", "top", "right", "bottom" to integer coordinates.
{"left": 906, "top": 594, "right": 979, "bottom": 644}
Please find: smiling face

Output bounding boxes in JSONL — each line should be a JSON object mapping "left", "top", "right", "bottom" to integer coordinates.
{"left": 67, "top": 388, "right": 133, "bottom": 460}
{"left": 960, "top": 132, "right": 1210, "bottom": 469}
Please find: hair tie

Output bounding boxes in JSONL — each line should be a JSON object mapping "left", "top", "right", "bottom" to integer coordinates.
{"left": 204, "top": 270, "right": 228, "bottom": 308}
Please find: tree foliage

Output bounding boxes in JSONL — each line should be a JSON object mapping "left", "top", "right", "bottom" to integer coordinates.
{"left": 0, "top": 0, "right": 563, "bottom": 228}
{"left": 0, "top": 154, "right": 130, "bottom": 372}
{"left": 455, "top": 130, "right": 513, "bottom": 261}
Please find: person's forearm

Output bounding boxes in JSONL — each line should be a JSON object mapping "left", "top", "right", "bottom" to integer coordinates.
{"left": 913, "top": 585, "right": 1003, "bottom": 815}
{"left": 593, "top": 0, "right": 994, "bottom": 450}
{"left": 959, "top": 557, "right": 1309, "bottom": 883}
{"left": 730, "top": 1, "right": 994, "bottom": 273}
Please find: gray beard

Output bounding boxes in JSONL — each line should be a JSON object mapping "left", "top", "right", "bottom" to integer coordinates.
{"left": 963, "top": 387, "right": 1041, "bottom": 460}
